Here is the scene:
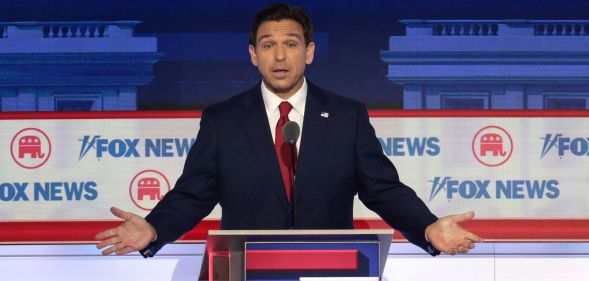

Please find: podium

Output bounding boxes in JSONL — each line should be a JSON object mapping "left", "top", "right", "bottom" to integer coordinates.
{"left": 198, "top": 229, "right": 393, "bottom": 281}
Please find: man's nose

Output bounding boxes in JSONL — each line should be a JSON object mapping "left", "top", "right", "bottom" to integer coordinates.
{"left": 274, "top": 46, "right": 286, "bottom": 61}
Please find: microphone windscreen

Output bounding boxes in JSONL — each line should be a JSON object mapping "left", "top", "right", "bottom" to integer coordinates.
{"left": 282, "top": 121, "right": 300, "bottom": 145}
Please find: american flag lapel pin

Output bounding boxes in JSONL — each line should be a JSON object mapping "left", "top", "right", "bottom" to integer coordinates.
{"left": 320, "top": 112, "right": 329, "bottom": 118}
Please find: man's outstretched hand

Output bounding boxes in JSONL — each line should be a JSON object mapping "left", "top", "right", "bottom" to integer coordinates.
{"left": 425, "top": 211, "right": 483, "bottom": 255}
{"left": 95, "top": 207, "right": 157, "bottom": 256}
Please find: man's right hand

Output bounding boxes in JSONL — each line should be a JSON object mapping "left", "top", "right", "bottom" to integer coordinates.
{"left": 95, "top": 207, "right": 157, "bottom": 256}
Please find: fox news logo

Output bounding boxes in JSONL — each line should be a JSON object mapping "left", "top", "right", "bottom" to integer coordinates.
{"left": 378, "top": 137, "right": 440, "bottom": 156}
{"left": 78, "top": 135, "right": 195, "bottom": 160}
{"left": 0, "top": 181, "right": 97, "bottom": 202}
{"left": 541, "top": 134, "right": 589, "bottom": 158}
{"left": 428, "top": 176, "right": 560, "bottom": 201}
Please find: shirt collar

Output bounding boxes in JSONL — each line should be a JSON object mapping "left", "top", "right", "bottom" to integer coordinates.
{"left": 261, "top": 78, "right": 307, "bottom": 117}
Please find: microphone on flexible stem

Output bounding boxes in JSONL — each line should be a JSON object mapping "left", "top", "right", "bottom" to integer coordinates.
{"left": 282, "top": 121, "right": 300, "bottom": 228}
{"left": 282, "top": 121, "right": 300, "bottom": 172}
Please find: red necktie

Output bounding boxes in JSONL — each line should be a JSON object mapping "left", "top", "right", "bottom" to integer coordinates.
{"left": 275, "top": 101, "right": 297, "bottom": 203}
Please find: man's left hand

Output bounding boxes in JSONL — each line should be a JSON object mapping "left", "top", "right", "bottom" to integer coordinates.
{"left": 425, "top": 211, "right": 483, "bottom": 255}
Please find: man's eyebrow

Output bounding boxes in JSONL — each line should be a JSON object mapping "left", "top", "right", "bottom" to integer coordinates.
{"left": 257, "top": 33, "right": 304, "bottom": 43}
{"left": 285, "top": 33, "right": 303, "bottom": 41}
{"left": 257, "top": 34, "right": 272, "bottom": 43}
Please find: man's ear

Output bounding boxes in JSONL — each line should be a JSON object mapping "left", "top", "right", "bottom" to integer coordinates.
{"left": 305, "top": 42, "right": 315, "bottom": 65}
{"left": 249, "top": 45, "right": 258, "bottom": 67}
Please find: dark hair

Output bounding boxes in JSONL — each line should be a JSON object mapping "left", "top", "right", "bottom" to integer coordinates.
{"left": 249, "top": 3, "right": 314, "bottom": 47}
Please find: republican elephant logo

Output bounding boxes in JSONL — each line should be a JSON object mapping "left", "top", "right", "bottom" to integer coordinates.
{"left": 479, "top": 133, "right": 506, "bottom": 157}
{"left": 137, "top": 177, "right": 162, "bottom": 200}
{"left": 129, "top": 170, "right": 171, "bottom": 211}
{"left": 18, "top": 135, "right": 46, "bottom": 159}
{"left": 11, "top": 128, "right": 52, "bottom": 169}
{"left": 472, "top": 126, "right": 513, "bottom": 167}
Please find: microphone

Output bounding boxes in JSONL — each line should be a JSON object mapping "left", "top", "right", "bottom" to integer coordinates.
{"left": 282, "top": 121, "right": 300, "bottom": 145}
{"left": 282, "top": 121, "right": 300, "bottom": 229}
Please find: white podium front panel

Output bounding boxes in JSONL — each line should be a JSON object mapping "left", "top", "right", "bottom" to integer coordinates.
{"left": 1, "top": 242, "right": 588, "bottom": 281}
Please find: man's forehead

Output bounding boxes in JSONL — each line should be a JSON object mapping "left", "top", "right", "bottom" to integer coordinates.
{"left": 256, "top": 20, "right": 304, "bottom": 41}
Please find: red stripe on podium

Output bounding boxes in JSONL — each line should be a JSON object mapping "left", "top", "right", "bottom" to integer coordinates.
{"left": 1, "top": 219, "right": 589, "bottom": 243}
{"left": 246, "top": 249, "right": 358, "bottom": 271}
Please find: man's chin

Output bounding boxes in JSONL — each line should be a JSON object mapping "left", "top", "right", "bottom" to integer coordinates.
{"left": 263, "top": 76, "right": 305, "bottom": 97}
{"left": 266, "top": 82, "right": 294, "bottom": 95}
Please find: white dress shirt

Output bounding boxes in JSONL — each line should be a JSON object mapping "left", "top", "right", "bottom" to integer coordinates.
{"left": 261, "top": 78, "right": 307, "bottom": 149}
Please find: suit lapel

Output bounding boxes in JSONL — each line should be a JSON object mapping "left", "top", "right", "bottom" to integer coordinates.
{"left": 294, "top": 82, "right": 330, "bottom": 201}
{"left": 236, "top": 85, "right": 290, "bottom": 210}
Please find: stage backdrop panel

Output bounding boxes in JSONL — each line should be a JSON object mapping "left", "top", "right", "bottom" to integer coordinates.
{"left": 1, "top": 111, "right": 587, "bottom": 238}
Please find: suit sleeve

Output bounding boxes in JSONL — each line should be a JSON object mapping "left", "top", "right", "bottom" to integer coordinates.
{"left": 354, "top": 105, "right": 440, "bottom": 256}
{"left": 140, "top": 109, "right": 220, "bottom": 257}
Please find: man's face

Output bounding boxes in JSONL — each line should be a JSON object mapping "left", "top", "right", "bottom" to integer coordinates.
{"left": 249, "top": 19, "right": 315, "bottom": 99}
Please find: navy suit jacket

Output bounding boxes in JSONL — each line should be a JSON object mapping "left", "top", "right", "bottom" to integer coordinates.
{"left": 142, "top": 81, "right": 440, "bottom": 256}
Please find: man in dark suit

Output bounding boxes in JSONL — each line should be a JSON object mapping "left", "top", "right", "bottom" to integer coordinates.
{"left": 96, "top": 3, "right": 482, "bottom": 258}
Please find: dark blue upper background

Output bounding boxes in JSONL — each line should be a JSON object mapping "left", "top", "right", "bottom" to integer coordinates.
{"left": 1, "top": 0, "right": 586, "bottom": 109}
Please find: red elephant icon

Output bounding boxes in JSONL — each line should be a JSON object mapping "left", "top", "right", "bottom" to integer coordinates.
{"left": 479, "top": 133, "right": 506, "bottom": 156}
{"left": 18, "top": 135, "right": 45, "bottom": 159}
{"left": 137, "top": 177, "right": 162, "bottom": 200}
